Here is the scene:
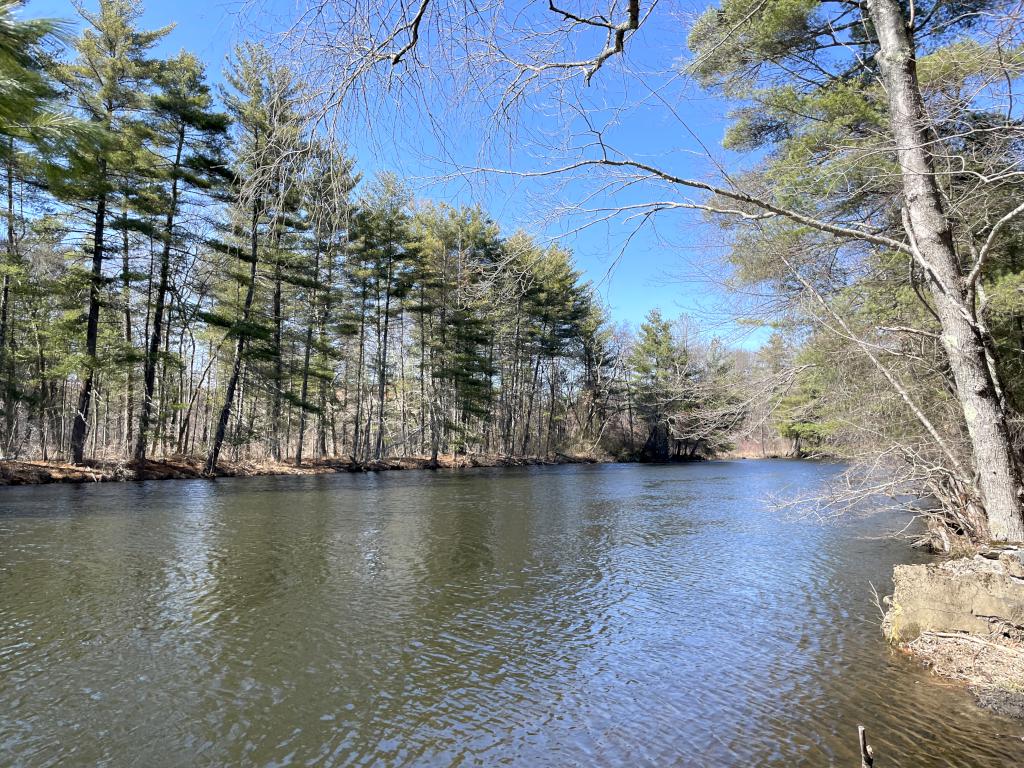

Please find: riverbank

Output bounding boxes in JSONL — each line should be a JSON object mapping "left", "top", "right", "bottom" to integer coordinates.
{"left": 720, "top": 449, "right": 796, "bottom": 459}
{"left": 719, "top": 434, "right": 798, "bottom": 459}
{"left": 884, "top": 550, "right": 1024, "bottom": 718}
{"left": 0, "top": 453, "right": 609, "bottom": 486}
{"left": 905, "top": 631, "right": 1024, "bottom": 718}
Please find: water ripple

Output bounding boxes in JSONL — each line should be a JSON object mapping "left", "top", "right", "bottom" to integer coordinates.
{"left": 2, "top": 462, "right": 1023, "bottom": 766}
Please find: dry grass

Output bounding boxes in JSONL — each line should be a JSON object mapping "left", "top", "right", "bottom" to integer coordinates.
{"left": 907, "top": 631, "right": 1024, "bottom": 717}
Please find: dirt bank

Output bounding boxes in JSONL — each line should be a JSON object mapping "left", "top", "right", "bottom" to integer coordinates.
{"left": 0, "top": 453, "right": 608, "bottom": 487}
{"left": 884, "top": 550, "right": 1024, "bottom": 717}
{"left": 904, "top": 631, "right": 1024, "bottom": 718}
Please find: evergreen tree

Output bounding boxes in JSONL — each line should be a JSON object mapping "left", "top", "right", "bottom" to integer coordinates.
{"left": 410, "top": 204, "right": 501, "bottom": 461}
{"left": 1, "top": 1, "right": 75, "bottom": 453}
{"left": 205, "top": 43, "right": 305, "bottom": 474}
{"left": 293, "top": 141, "right": 357, "bottom": 464}
{"left": 689, "top": 0, "right": 1024, "bottom": 539}
{"left": 0, "top": 0, "right": 70, "bottom": 142}
{"left": 133, "top": 50, "right": 229, "bottom": 460}
{"left": 51, "top": 0, "right": 170, "bottom": 463}
{"left": 629, "top": 310, "right": 688, "bottom": 460}
{"left": 0, "top": 2, "right": 724, "bottom": 472}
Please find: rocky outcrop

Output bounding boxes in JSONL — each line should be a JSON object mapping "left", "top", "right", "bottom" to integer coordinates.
{"left": 883, "top": 551, "right": 1024, "bottom": 642}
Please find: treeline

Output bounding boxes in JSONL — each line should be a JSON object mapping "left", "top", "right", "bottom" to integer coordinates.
{"left": 0, "top": 0, "right": 743, "bottom": 470}
{"left": 278, "top": 0, "right": 1024, "bottom": 543}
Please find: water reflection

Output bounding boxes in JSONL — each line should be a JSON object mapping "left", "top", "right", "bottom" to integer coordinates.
{"left": 2, "top": 462, "right": 1023, "bottom": 767}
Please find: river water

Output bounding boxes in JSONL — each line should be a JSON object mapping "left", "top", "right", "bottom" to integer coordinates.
{"left": 2, "top": 460, "right": 1023, "bottom": 767}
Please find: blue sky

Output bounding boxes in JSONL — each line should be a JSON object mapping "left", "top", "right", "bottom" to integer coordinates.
{"left": 25, "top": 0, "right": 770, "bottom": 348}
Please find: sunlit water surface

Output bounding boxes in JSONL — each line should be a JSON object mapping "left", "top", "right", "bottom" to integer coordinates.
{"left": 2, "top": 460, "right": 1023, "bottom": 767}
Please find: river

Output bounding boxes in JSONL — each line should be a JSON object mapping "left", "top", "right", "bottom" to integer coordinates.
{"left": 2, "top": 460, "right": 1023, "bottom": 766}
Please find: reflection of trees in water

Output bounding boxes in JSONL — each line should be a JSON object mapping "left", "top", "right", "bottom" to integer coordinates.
{"left": 184, "top": 478, "right": 343, "bottom": 765}
{"left": 337, "top": 469, "right": 629, "bottom": 763}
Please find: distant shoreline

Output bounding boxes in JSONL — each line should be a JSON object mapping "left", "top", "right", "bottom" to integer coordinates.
{"left": 0, "top": 453, "right": 613, "bottom": 487}
{"left": 0, "top": 452, "right": 814, "bottom": 488}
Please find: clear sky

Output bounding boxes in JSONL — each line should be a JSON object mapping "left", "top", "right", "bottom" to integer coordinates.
{"left": 25, "top": 0, "right": 770, "bottom": 348}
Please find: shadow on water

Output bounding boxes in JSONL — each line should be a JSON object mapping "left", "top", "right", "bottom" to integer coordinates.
{"left": 2, "top": 460, "right": 1023, "bottom": 766}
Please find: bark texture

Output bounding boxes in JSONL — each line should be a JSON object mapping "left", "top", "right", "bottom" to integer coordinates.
{"left": 71, "top": 180, "right": 107, "bottom": 465}
{"left": 869, "top": 0, "right": 1024, "bottom": 542}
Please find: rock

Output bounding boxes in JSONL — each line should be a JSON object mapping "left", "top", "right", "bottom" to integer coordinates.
{"left": 883, "top": 557, "right": 1024, "bottom": 642}
{"left": 999, "top": 550, "right": 1024, "bottom": 579}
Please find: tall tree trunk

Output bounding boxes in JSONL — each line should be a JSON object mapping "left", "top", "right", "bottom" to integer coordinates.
{"left": 71, "top": 169, "right": 107, "bottom": 465}
{"left": 121, "top": 208, "right": 134, "bottom": 455}
{"left": 135, "top": 126, "right": 184, "bottom": 462}
{"left": 155, "top": 295, "right": 173, "bottom": 453}
{"left": 31, "top": 310, "right": 49, "bottom": 461}
{"left": 869, "top": 0, "right": 1024, "bottom": 541}
{"left": 375, "top": 255, "right": 394, "bottom": 459}
{"left": 271, "top": 258, "right": 283, "bottom": 461}
{"left": 296, "top": 245, "right": 320, "bottom": 466}
{"left": 0, "top": 269, "right": 9, "bottom": 451}
{"left": 316, "top": 249, "right": 334, "bottom": 459}
{"left": 416, "top": 281, "right": 425, "bottom": 455}
{"left": 545, "top": 358, "right": 558, "bottom": 456}
{"left": 316, "top": 376, "right": 329, "bottom": 458}
{"left": 398, "top": 309, "right": 408, "bottom": 455}
{"left": 59, "top": 379, "right": 67, "bottom": 458}
{"left": 296, "top": 325, "right": 313, "bottom": 465}
{"left": 352, "top": 281, "right": 368, "bottom": 461}
{"left": 205, "top": 202, "right": 260, "bottom": 475}
{"left": 521, "top": 349, "right": 543, "bottom": 456}
{"left": 1, "top": 145, "right": 16, "bottom": 452}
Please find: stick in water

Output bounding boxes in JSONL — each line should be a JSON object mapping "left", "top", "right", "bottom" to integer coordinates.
{"left": 858, "top": 725, "right": 875, "bottom": 767}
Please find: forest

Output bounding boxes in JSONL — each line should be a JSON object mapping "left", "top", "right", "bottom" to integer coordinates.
{"left": 253, "top": 0, "right": 1024, "bottom": 551}
{"left": 0, "top": 0, "right": 749, "bottom": 476}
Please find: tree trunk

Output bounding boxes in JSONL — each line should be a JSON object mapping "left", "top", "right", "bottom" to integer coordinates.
{"left": 135, "top": 126, "right": 184, "bottom": 461}
{"left": 1, "top": 146, "right": 16, "bottom": 452}
{"left": 869, "top": 0, "right": 1024, "bottom": 541}
{"left": 521, "top": 350, "right": 543, "bottom": 456}
{"left": 316, "top": 245, "right": 336, "bottom": 459}
{"left": 352, "top": 280, "right": 368, "bottom": 461}
{"left": 71, "top": 173, "right": 107, "bottom": 465}
{"left": 545, "top": 358, "right": 558, "bottom": 456}
{"left": 31, "top": 312, "right": 49, "bottom": 461}
{"left": 296, "top": 245, "right": 320, "bottom": 466}
{"left": 271, "top": 258, "right": 283, "bottom": 461}
{"left": 375, "top": 254, "right": 394, "bottom": 459}
{"left": 121, "top": 209, "right": 134, "bottom": 455}
{"left": 296, "top": 324, "right": 313, "bottom": 466}
{"left": 205, "top": 202, "right": 260, "bottom": 475}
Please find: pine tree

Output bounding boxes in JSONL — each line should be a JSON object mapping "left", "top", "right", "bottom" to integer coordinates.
{"left": 689, "top": 0, "right": 1024, "bottom": 539}
{"left": 134, "top": 51, "right": 229, "bottom": 461}
{"left": 629, "top": 310, "right": 691, "bottom": 461}
{"left": 1, "top": 1, "right": 74, "bottom": 453}
{"left": 0, "top": 0, "right": 70, "bottom": 142}
{"left": 347, "top": 174, "right": 414, "bottom": 460}
{"left": 205, "top": 43, "right": 305, "bottom": 474}
{"left": 51, "top": 0, "right": 171, "bottom": 464}
{"left": 408, "top": 203, "right": 502, "bottom": 462}
{"left": 294, "top": 141, "right": 357, "bottom": 464}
